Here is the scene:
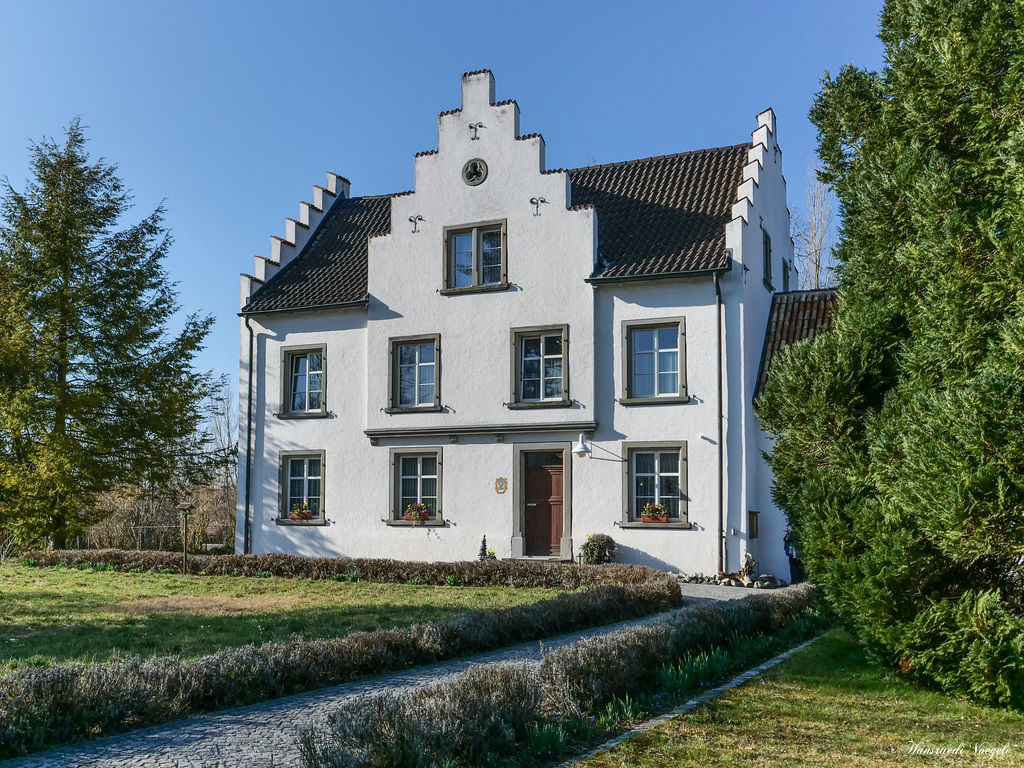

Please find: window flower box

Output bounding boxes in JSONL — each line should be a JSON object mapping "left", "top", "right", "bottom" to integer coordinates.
{"left": 290, "top": 503, "right": 314, "bottom": 521}
{"left": 404, "top": 503, "right": 430, "bottom": 523}
{"left": 641, "top": 513, "right": 670, "bottom": 523}
{"left": 641, "top": 502, "right": 668, "bottom": 523}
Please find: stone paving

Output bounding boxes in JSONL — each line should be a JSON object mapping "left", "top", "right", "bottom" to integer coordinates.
{"left": 5, "top": 583, "right": 752, "bottom": 768}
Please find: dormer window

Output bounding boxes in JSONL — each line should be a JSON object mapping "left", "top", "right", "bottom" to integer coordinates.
{"left": 442, "top": 220, "right": 508, "bottom": 294}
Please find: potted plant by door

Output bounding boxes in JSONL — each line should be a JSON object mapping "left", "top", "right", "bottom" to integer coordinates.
{"left": 404, "top": 503, "right": 430, "bottom": 523}
{"left": 641, "top": 503, "right": 669, "bottom": 523}
{"left": 290, "top": 502, "right": 313, "bottom": 520}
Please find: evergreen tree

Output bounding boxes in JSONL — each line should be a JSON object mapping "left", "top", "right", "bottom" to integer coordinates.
{"left": 0, "top": 120, "right": 215, "bottom": 548}
{"left": 761, "top": 0, "right": 1024, "bottom": 707}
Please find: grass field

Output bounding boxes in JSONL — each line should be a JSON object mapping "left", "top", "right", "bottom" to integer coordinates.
{"left": 576, "top": 630, "right": 1024, "bottom": 767}
{"left": 0, "top": 563, "right": 557, "bottom": 673}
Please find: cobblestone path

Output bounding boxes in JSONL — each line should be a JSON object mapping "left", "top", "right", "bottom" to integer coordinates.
{"left": 5, "top": 584, "right": 749, "bottom": 768}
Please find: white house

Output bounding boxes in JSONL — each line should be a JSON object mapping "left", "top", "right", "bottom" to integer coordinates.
{"left": 235, "top": 70, "right": 809, "bottom": 578}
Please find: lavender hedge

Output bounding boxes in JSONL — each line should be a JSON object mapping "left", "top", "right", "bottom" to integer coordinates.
{"left": 1, "top": 554, "right": 681, "bottom": 757}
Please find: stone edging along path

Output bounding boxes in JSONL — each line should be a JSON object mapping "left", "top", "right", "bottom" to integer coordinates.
{"left": 554, "top": 629, "right": 836, "bottom": 768}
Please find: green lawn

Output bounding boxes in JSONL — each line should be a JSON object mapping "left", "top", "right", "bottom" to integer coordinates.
{"left": 0, "top": 563, "right": 556, "bottom": 673}
{"left": 576, "top": 630, "right": 1024, "bottom": 767}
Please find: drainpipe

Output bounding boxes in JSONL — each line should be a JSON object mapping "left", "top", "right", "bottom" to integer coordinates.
{"left": 714, "top": 271, "right": 726, "bottom": 575}
{"left": 243, "top": 316, "right": 255, "bottom": 555}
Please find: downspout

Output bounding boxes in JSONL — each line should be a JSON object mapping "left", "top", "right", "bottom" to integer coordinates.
{"left": 243, "top": 316, "right": 255, "bottom": 555}
{"left": 714, "top": 271, "right": 726, "bottom": 575}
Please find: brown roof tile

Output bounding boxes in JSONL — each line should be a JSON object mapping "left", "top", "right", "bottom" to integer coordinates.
{"left": 568, "top": 145, "right": 750, "bottom": 278}
{"left": 756, "top": 289, "right": 838, "bottom": 399}
{"left": 242, "top": 195, "right": 391, "bottom": 313}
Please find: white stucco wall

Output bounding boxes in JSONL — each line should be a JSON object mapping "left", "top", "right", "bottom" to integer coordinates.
{"left": 236, "top": 73, "right": 795, "bottom": 579}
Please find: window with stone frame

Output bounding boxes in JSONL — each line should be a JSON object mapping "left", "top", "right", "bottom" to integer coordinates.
{"left": 623, "top": 443, "right": 688, "bottom": 523}
{"left": 442, "top": 220, "right": 507, "bottom": 292}
{"left": 282, "top": 346, "right": 326, "bottom": 416}
{"left": 509, "top": 325, "right": 569, "bottom": 407}
{"left": 279, "top": 451, "right": 325, "bottom": 522}
{"left": 388, "top": 335, "right": 441, "bottom": 411}
{"left": 390, "top": 448, "right": 443, "bottom": 523}
{"left": 620, "top": 318, "right": 688, "bottom": 404}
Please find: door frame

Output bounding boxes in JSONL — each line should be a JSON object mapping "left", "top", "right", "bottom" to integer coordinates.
{"left": 511, "top": 441, "right": 573, "bottom": 560}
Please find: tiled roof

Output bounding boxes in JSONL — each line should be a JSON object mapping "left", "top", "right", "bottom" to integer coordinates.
{"left": 570, "top": 144, "right": 750, "bottom": 279}
{"left": 242, "top": 143, "right": 750, "bottom": 314}
{"left": 756, "top": 289, "right": 838, "bottom": 398}
{"left": 242, "top": 195, "right": 391, "bottom": 313}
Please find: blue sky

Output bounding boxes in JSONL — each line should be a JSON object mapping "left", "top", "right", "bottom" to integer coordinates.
{"left": 0, "top": 1, "right": 884, "bottom": 386}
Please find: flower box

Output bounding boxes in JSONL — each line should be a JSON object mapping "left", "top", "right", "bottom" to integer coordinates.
{"left": 404, "top": 510, "right": 430, "bottom": 522}
{"left": 641, "top": 513, "right": 669, "bottom": 523}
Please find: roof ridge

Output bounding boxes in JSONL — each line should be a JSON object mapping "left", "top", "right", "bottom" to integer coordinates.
{"left": 566, "top": 143, "right": 752, "bottom": 174}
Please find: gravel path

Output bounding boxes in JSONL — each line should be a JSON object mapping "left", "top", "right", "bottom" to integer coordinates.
{"left": 5, "top": 583, "right": 754, "bottom": 768}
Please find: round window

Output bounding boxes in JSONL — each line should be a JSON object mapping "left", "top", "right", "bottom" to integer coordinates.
{"left": 462, "top": 158, "right": 488, "bottom": 186}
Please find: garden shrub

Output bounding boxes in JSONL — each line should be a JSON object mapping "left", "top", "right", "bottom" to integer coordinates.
{"left": 578, "top": 533, "right": 616, "bottom": 565}
{"left": 539, "top": 585, "right": 816, "bottom": 716}
{"left": 300, "top": 663, "right": 541, "bottom": 768}
{"left": 301, "top": 584, "right": 820, "bottom": 767}
{"left": 0, "top": 577, "right": 680, "bottom": 757}
{"left": 21, "top": 548, "right": 671, "bottom": 591}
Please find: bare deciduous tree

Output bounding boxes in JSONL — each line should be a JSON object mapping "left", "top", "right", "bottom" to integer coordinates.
{"left": 791, "top": 161, "right": 837, "bottom": 289}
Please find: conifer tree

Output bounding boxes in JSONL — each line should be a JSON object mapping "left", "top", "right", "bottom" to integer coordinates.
{"left": 761, "top": 0, "right": 1024, "bottom": 707}
{"left": 0, "top": 120, "right": 214, "bottom": 548}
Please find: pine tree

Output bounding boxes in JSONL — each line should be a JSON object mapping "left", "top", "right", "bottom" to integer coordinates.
{"left": 0, "top": 120, "right": 215, "bottom": 548}
{"left": 761, "top": 0, "right": 1024, "bottom": 707}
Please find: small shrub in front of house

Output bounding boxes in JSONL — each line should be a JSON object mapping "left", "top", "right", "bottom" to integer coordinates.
{"left": 579, "top": 533, "right": 616, "bottom": 565}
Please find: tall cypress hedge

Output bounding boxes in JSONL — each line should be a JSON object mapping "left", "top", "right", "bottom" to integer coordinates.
{"left": 760, "top": 0, "right": 1024, "bottom": 707}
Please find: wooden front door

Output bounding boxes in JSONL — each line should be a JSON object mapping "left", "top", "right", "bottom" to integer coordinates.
{"left": 524, "top": 451, "right": 563, "bottom": 556}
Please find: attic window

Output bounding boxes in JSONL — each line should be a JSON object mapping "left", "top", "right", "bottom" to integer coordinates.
{"left": 441, "top": 220, "right": 508, "bottom": 294}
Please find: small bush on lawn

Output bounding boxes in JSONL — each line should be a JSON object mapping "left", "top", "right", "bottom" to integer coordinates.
{"left": 21, "top": 549, "right": 670, "bottom": 591}
{"left": 0, "top": 580, "right": 679, "bottom": 758}
{"left": 301, "top": 585, "right": 821, "bottom": 768}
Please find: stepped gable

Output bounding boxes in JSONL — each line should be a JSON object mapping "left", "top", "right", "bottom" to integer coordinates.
{"left": 756, "top": 289, "right": 838, "bottom": 399}
{"left": 571, "top": 144, "right": 750, "bottom": 279}
{"left": 242, "top": 194, "right": 392, "bottom": 313}
{"left": 242, "top": 144, "right": 750, "bottom": 313}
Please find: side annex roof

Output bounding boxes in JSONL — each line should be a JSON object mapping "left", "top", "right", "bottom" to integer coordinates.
{"left": 756, "top": 288, "right": 838, "bottom": 400}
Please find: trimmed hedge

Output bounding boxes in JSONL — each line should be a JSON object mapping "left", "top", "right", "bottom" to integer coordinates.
{"left": 302, "top": 584, "right": 819, "bottom": 767}
{"left": 540, "top": 582, "right": 816, "bottom": 716}
{"left": 21, "top": 548, "right": 672, "bottom": 590}
{"left": 0, "top": 558, "right": 681, "bottom": 757}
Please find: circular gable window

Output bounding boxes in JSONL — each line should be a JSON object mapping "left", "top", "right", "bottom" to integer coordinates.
{"left": 462, "top": 158, "right": 488, "bottom": 186}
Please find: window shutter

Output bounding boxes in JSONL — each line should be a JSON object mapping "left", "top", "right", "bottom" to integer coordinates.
{"left": 280, "top": 350, "right": 288, "bottom": 413}
{"left": 680, "top": 443, "right": 689, "bottom": 523}
{"left": 434, "top": 336, "right": 442, "bottom": 407}
{"left": 278, "top": 457, "right": 286, "bottom": 519}
{"left": 387, "top": 344, "right": 395, "bottom": 409}
{"left": 679, "top": 319, "right": 688, "bottom": 399}
{"left": 320, "top": 349, "right": 327, "bottom": 411}
{"left": 562, "top": 328, "right": 569, "bottom": 400}
{"left": 511, "top": 335, "right": 518, "bottom": 401}
{"left": 623, "top": 328, "right": 631, "bottom": 398}
{"left": 442, "top": 234, "right": 450, "bottom": 289}
{"left": 501, "top": 226, "right": 508, "bottom": 283}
